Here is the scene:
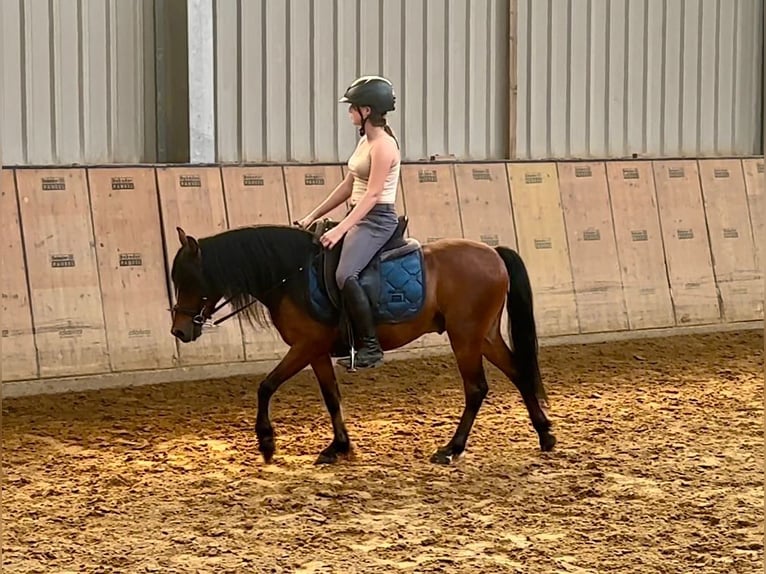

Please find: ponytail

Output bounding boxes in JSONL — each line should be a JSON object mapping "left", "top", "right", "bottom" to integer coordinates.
{"left": 383, "top": 124, "right": 400, "bottom": 149}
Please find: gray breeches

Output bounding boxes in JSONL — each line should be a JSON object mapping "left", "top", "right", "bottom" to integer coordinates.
{"left": 335, "top": 203, "right": 399, "bottom": 290}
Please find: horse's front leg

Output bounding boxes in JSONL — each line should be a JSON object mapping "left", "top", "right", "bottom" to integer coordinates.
{"left": 312, "top": 353, "right": 352, "bottom": 464}
{"left": 255, "top": 343, "right": 316, "bottom": 462}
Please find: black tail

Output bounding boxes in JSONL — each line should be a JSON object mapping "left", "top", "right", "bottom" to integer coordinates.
{"left": 495, "top": 246, "right": 547, "bottom": 402}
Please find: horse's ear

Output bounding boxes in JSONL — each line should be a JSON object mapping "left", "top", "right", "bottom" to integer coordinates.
{"left": 176, "top": 227, "right": 200, "bottom": 257}
{"left": 187, "top": 236, "right": 200, "bottom": 257}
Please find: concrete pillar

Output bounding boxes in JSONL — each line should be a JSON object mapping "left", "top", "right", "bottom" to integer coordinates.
{"left": 187, "top": 0, "right": 215, "bottom": 163}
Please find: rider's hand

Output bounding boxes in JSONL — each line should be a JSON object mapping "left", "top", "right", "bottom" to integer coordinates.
{"left": 320, "top": 226, "right": 345, "bottom": 249}
{"left": 294, "top": 217, "right": 314, "bottom": 230}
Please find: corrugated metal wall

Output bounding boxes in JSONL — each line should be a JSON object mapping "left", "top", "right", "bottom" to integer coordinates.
{"left": 0, "top": 0, "right": 157, "bottom": 165}
{"left": 515, "top": 0, "right": 764, "bottom": 159}
{"left": 213, "top": 0, "right": 510, "bottom": 163}
{"left": 1, "top": 0, "right": 762, "bottom": 165}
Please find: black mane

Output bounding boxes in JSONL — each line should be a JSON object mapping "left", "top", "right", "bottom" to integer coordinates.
{"left": 189, "top": 224, "right": 316, "bottom": 327}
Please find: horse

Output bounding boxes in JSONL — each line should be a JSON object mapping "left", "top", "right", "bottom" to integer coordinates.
{"left": 169, "top": 217, "right": 555, "bottom": 465}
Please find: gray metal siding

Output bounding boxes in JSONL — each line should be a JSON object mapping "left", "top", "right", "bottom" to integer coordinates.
{"left": 516, "top": 0, "right": 764, "bottom": 160}
{"left": 0, "top": 0, "right": 156, "bottom": 165}
{"left": 212, "top": 0, "right": 510, "bottom": 163}
{"left": 2, "top": 0, "right": 762, "bottom": 165}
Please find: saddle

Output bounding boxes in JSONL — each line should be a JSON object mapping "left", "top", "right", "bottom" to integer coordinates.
{"left": 308, "top": 214, "right": 415, "bottom": 310}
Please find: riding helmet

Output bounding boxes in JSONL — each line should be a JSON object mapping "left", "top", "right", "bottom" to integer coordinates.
{"left": 338, "top": 75, "right": 396, "bottom": 115}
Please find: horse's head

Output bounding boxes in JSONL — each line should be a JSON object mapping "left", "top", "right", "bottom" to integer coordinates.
{"left": 170, "top": 227, "right": 219, "bottom": 343}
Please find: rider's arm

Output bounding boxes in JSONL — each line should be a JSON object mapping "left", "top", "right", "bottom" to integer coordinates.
{"left": 301, "top": 171, "right": 354, "bottom": 223}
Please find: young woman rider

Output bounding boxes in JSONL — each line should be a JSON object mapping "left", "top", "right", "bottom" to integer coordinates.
{"left": 295, "top": 75, "right": 401, "bottom": 370}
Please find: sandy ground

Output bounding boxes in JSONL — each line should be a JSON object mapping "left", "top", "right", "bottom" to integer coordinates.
{"left": 3, "top": 329, "right": 763, "bottom": 573}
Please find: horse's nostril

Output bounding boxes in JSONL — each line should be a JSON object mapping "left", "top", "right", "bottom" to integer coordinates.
{"left": 172, "top": 329, "right": 187, "bottom": 341}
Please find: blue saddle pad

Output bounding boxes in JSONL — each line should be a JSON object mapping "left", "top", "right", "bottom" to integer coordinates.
{"left": 371, "top": 248, "right": 425, "bottom": 322}
{"left": 307, "top": 245, "right": 426, "bottom": 325}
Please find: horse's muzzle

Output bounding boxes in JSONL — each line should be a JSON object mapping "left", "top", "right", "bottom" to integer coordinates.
{"left": 171, "top": 328, "right": 193, "bottom": 343}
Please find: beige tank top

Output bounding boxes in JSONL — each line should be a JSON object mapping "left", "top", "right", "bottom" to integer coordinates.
{"left": 347, "top": 135, "right": 399, "bottom": 205}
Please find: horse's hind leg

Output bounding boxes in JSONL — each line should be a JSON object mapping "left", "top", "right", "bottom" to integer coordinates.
{"left": 431, "top": 334, "right": 488, "bottom": 464}
{"left": 311, "top": 353, "right": 352, "bottom": 464}
{"left": 482, "top": 332, "right": 556, "bottom": 452}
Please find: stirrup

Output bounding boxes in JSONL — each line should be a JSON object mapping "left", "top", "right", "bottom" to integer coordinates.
{"left": 337, "top": 345, "right": 383, "bottom": 371}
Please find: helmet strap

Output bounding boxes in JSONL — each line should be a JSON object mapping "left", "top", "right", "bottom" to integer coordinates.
{"left": 354, "top": 105, "right": 370, "bottom": 136}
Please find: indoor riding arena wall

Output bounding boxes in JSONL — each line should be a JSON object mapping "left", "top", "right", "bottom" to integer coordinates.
{"left": 1, "top": 157, "right": 763, "bottom": 397}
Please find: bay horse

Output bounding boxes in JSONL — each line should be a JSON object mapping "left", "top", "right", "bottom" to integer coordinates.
{"left": 169, "top": 218, "right": 555, "bottom": 465}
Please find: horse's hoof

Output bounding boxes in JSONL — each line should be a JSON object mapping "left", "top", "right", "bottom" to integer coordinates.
{"left": 315, "top": 441, "right": 352, "bottom": 465}
{"left": 430, "top": 448, "right": 460, "bottom": 465}
{"left": 315, "top": 451, "right": 338, "bottom": 465}
{"left": 539, "top": 433, "right": 557, "bottom": 452}
{"left": 258, "top": 437, "right": 276, "bottom": 463}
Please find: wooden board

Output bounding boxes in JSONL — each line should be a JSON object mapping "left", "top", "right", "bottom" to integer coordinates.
{"left": 221, "top": 166, "right": 291, "bottom": 362}
{"left": 0, "top": 169, "right": 38, "bottom": 380}
{"left": 605, "top": 162, "right": 675, "bottom": 330}
{"left": 558, "top": 162, "right": 628, "bottom": 333}
{"left": 743, "top": 158, "right": 765, "bottom": 273}
{"left": 156, "top": 167, "right": 245, "bottom": 366}
{"left": 454, "top": 163, "right": 517, "bottom": 250}
{"left": 399, "top": 164, "right": 462, "bottom": 349}
{"left": 88, "top": 168, "right": 179, "bottom": 371}
{"left": 507, "top": 163, "right": 579, "bottom": 336}
{"left": 698, "top": 160, "right": 763, "bottom": 322}
{"left": 15, "top": 169, "right": 110, "bottom": 377}
{"left": 652, "top": 161, "right": 721, "bottom": 325}
{"left": 400, "top": 164, "right": 463, "bottom": 243}
{"left": 284, "top": 165, "right": 346, "bottom": 223}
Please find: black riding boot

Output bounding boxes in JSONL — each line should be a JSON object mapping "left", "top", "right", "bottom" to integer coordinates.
{"left": 337, "top": 277, "right": 384, "bottom": 369}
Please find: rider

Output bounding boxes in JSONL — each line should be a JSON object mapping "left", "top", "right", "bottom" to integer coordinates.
{"left": 296, "top": 75, "right": 401, "bottom": 369}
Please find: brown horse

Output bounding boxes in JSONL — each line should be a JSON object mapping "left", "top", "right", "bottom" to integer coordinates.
{"left": 169, "top": 218, "right": 555, "bottom": 465}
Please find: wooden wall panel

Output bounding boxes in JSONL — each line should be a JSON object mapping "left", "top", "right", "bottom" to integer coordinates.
{"left": 558, "top": 162, "right": 628, "bottom": 332}
{"left": 507, "top": 163, "right": 579, "bottom": 336}
{"left": 88, "top": 168, "right": 179, "bottom": 371}
{"left": 605, "top": 162, "right": 675, "bottom": 329}
{"left": 157, "top": 167, "right": 246, "bottom": 366}
{"left": 15, "top": 169, "right": 109, "bottom": 377}
{"left": 698, "top": 160, "right": 763, "bottom": 321}
{"left": 1, "top": 170, "right": 38, "bottom": 380}
{"left": 653, "top": 161, "right": 720, "bottom": 325}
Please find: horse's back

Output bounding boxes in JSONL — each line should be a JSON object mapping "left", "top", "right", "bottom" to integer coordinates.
{"left": 423, "top": 237, "right": 507, "bottom": 269}
{"left": 421, "top": 237, "right": 509, "bottom": 298}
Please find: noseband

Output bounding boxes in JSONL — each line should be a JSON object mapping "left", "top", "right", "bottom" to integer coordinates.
{"left": 172, "top": 297, "right": 222, "bottom": 327}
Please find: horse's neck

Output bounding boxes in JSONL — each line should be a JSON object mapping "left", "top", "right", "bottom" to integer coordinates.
{"left": 201, "top": 227, "right": 312, "bottom": 299}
